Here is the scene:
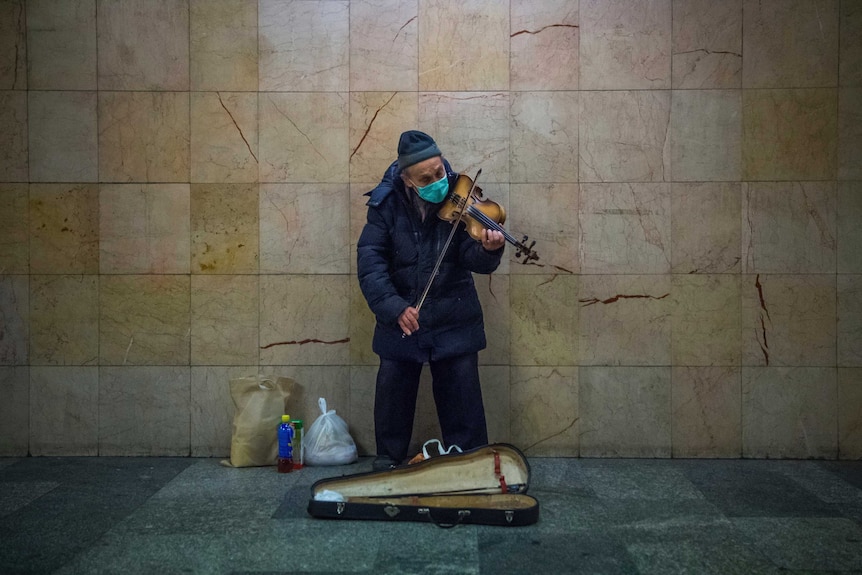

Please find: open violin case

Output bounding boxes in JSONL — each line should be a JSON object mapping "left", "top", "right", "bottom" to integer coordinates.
{"left": 306, "top": 443, "right": 539, "bottom": 527}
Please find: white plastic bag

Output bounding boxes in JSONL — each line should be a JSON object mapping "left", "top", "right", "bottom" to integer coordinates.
{"left": 304, "top": 398, "right": 358, "bottom": 466}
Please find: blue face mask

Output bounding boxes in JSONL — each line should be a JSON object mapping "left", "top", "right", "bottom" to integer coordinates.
{"left": 414, "top": 175, "right": 449, "bottom": 203}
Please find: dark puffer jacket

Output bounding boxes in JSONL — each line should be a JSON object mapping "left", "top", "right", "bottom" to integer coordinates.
{"left": 357, "top": 160, "right": 503, "bottom": 362}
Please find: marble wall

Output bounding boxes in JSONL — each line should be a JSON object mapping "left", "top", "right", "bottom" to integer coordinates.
{"left": 0, "top": 0, "right": 860, "bottom": 460}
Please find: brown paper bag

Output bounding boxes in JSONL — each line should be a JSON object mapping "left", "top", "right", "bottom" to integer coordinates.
{"left": 226, "top": 375, "right": 295, "bottom": 467}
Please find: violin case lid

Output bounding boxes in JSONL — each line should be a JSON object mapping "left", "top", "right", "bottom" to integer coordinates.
{"left": 307, "top": 443, "right": 539, "bottom": 527}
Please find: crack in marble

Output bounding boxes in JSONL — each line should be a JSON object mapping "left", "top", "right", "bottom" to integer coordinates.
{"left": 11, "top": 0, "right": 23, "bottom": 90}
{"left": 216, "top": 92, "right": 258, "bottom": 164}
{"left": 260, "top": 337, "right": 349, "bottom": 350}
{"left": 579, "top": 293, "right": 670, "bottom": 307}
{"left": 799, "top": 183, "right": 836, "bottom": 250}
{"left": 524, "top": 417, "right": 579, "bottom": 452}
{"left": 511, "top": 23, "right": 579, "bottom": 38}
{"left": 673, "top": 48, "right": 742, "bottom": 58}
{"left": 754, "top": 274, "right": 770, "bottom": 366}
{"left": 350, "top": 92, "right": 398, "bottom": 161}
{"left": 393, "top": 15, "right": 417, "bottom": 44}
{"left": 268, "top": 99, "right": 326, "bottom": 162}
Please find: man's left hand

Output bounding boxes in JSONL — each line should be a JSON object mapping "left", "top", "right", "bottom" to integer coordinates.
{"left": 481, "top": 229, "right": 505, "bottom": 251}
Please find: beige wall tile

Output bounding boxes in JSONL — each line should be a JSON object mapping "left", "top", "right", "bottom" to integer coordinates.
{"left": 511, "top": 0, "right": 579, "bottom": 90}
{"left": 481, "top": 365, "right": 510, "bottom": 446}
{"left": 28, "top": 92, "right": 97, "bottom": 183}
{"left": 672, "top": 366, "right": 741, "bottom": 458}
{"left": 580, "top": 91, "right": 671, "bottom": 183}
{"left": 349, "top": 0, "right": 418, "bottom": 92}
{"left": 0, "top": 91, "right": 27, "bottom": 181}
{"left": 671, "top": 274, "right": 740, "bottom": 366}
{"left": 838, "top": 368, "right": 862, "bottom": 459}
{"left": 476, "top": 272, "right": 510, "bottom": 366}
{"left": 510, "top": 91, "right": 579, "bottom": 184}
{"left": 580, "top": 366, "right": 672, "bottom": 457}
{"left": 509, "top": 183, "right": 578, "bottom": 275}
{"left": 30, "top": 366, "right": 98, "bottom": 455}
{"left": 579, "top": 183, "right": 671, "bottom": 274}
{"left": 510, "top": 274, "right": 578, "bottom": 366}
{"left": 742, "top": 182, "right": 837, "bottom": 274}
{"left": 190, "top": 0, "right": 258, "bottom": 91}
{"left": 30, "top": 275, "right": 98, "bottom": 366}
{"left": 259, "top": 275, "right": 350, "bottom": 366}
{"left": 97, "top": 0, "right": 189, "bottom": 90}
{"left": 100, "top": 184, "right": 190, "bottom": 274}
{"left": 348, "top": 366, "right": 376, "bottom": 455}
{"left": 511, "top": 366, "right": 578, "bottom": 456}
{"left": 418, "top": 0, "right": 508, "bottom": 91}
{"left": 191, "top": 183, "right": 259, "bottom": 274}
{"left": 27, "top": 0, "right": 96, "bottom": 90}
{"left": 191, "top": 366, "right": 253, "bottom": 457}
{"left": 742, "top": 0, "right": 838, "bottom": 89}
{"left": 671, "top": 0, "right": 741, "bottom": 89}
{"left": 741, "top": 274, "right": 836, "bottom": 367}
{"left": 0, "top": 275, "right": 28, "bottom": 365}
{"left": 98, "top": 92, "right": 190, "bottom": 183}
{"left": 579, "top": 275, "right": 672, "bottom": 366}
{"left": 742, "top": 366, "right": 837, "bottom": 458}
{"left": 259, "top": 92, "right": 348, "bottom": 183}
{"left": 99, "top": 275, "right": 191, "bottom": 366}
{"left": 30, "top": 184, "right": 99, "bottom": 274}
{"left": 259, "top": 0, "right": 348, "bottom": 91}
{"left": 0, "top": 367, "right": 28, "bottom": 455}
{"left": 838, "top": 275, "right": 862, "bottom": 367}
{"left": 0, "top": 1, "right": 26, "bottom": 90}
{"left": 191, "top": 275, "right": 259, "bottom": 366}
{"left": 190, "top": 92, "right": 258, "bottom": 184}
{"left": 580, "top": 0, "right": 671, "bottom": 90}
{"left": 838, "top": 182, "right": 862, "bottom": 273}
{"left": 350, "top": 182, "right": 373, "bottom": 276}
{"left": 349, "top": 92, "right": 418, "bottom": 183}
{"left": 349, "top": 277, "right": 376, "bottom": 366}
{"left": 99, "top": 366, "right": 191, "bottom": 455}
{"left": 743, "top": 89, "right": 838, "bottom": 181}
{"left": 0, "top": 184, "right": 29, "bottom": 273}
{"left": 671, "top": 182, "right": 742, "bottom": 274}
{"left": 670, "top": 90, "right": 741, "bottom": 182}
{"left": 840, "top": 0, "right": 862, "bottom": 87}
{"left": 839, "top": 88, "right": 862, "bottom": 180}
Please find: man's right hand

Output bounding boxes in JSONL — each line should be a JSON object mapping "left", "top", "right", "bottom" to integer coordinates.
{"left": 398, "top": 306, "right": 420, "bottom": 336}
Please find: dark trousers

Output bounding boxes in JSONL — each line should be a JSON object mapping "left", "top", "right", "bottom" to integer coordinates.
{"left": 374, "top": 352, "right": 488, "bottom": 462}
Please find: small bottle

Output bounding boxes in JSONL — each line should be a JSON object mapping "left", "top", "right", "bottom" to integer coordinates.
{"left": 277, "top": 414, "right": 294, "bottom": 473}
{"left": 292, "top": 419, "right": 303, "bottom": 470}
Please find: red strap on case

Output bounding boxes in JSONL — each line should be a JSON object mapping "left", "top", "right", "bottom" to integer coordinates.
{"left": 493, "top": 450, "right": 507, "bottom": 493}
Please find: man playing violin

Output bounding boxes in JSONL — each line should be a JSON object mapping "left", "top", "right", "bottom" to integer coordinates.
{"left": 357, "top": 130, "right": 505, "bottom": 471}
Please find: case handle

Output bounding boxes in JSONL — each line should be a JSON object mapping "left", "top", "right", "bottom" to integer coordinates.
{"left": 417, "top": 507, "right": 471, "bottom": 529}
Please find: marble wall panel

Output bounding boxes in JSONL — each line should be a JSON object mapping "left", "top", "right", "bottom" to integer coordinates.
{"left": 580, "top": 91, "right": 671, "bottom": 183}
{"left": 259, "top": 183, "right": 349, "bottom": 273}
{"left": 838, "top": 368, "right": 862, "bottom": 459}
{"left": 259, "top": 92, "right": 349, "bottom": 183}
{"left": 190, "top": 92, "right": 258, "bottom": 184}
{"left": 510, "top": 274, "right": 578, "bottom": 367}
{"left": 0, "top": 275, "right": 28, "bottom": 365}
{"left": 740, "top": 274, "right": 836, "bottom": 367}
{"left": 191, "top": 183, "right": 259, "bottom": 274}
{"left": 509, "top": 183, "right": 578, "bottom": 276}
{"left": 349, "top": 92, "right": 418, "bottom": 183}
{"left": 743, "top": 89, "right": 838, "bottom": 181}
{"left": 839, "top": 88, "right": 862, "bottom": 180}
{"left": 838, "top": 275, "right": 862, "bottom": 367}
{"left": 190, "top": 275, "right": 259, "bottom": 366}
{"left": 190, "top": 366, "right": 252, "bottom": 457}
{"left": 259, "top": 0, "right": 348, "bottom": 91}
{"left": 29, "top": 366, "right": 98, "bottom": 455}
{"left": 579, "top": 366, "right": 672, "bottom": 457}
{"left": 510, "top": 0, "right": 579, "bottom": 91}
{"left": 418, "top": 0, "right": 508, "bottom": 91}
{"left": 671, "top": 183, "right": 742, "bottom": 274}
{"left": 100, "top": 184, "right": 190, "bottom": 274}
{"left": 0, "top": 184, "right": 29, "bottom": 273}
{"left": 672, "top": 366, "right": 742, "bottom": 458}
{"left": 510, "top": 366, "right": 578, "bottom": 456}
{"left": 671, "top": 0, "right": 742, "bottom": 89}
{"left": 30, "top": 184, "right": 99, "bottom": 274}
{"left": 580, "top": 0, "right": 671, "bottom": 90}
{"left": 349, "top": 278, "right": 376, "bottom": 366}
{"left": 840, "top": 0, "right": 862, "bottom": 86}
{"left": 0, "top": 0, "right": 26, "bottom": 90}
{"left": 0, "top": 91, "right": 27, "bottom": 181}
{"left": 671, "top": 274, "right": 740, "bottom": 367}
{"left": 349, "top": 0, "right": 418, "bottom": 92}
{"left": 510, "top": 91, "right": 579, "bottom": 183}
{"left": 97, "top": 0, "right": 189, "bottom": 90}
{"left": 742, "top": 182, "right": 837, "bottom": 274}
{"left": 838, "top": 182, "right": 862, "bottom": 273}
{"left": 190, "top": 0, "right": 258, "bottom": 91}
{"left": 349, "top": 366, "right": 377, "bottom": 455}
{"left": 26, "top": 0, "right": 96, "bottom": 90}
{"left": 259, "top": 275, "right": 350, "bottom": 366}
{"left": 418, "top": 92, "right": 510, "bottom": 183}
{"left": 482, "top": 366, "right": 511, "bottom": 445}
{"left": 476, "top": 272, "right": 510, "bottom": 366}
{"left": 99, "top": 275, "right": 191, "bottom": 366}
{"left": 0, "top": 367, "right": 28, "bottom": 455}
{"left": 579, "top": 274, "right": 672, "bottom": 366}
{"left": 350, "top": 182, "right": 373, "bottom": 276}
{"left": 579, "top": 183, "right": 671, "bottom": 274}
{"left": 28, "top": 91, "right": 97, "bottom": 183}
{"left": 742, "top": 366, "right": 837, "bottom": 458}
{"left": 29, "top": 275, "right": 98, "bottom": 366}
{"left": 742, "top": 0, "right": 839, "bottom": 89}
{"left": 98, "top": 92, "right": 190, "bottom": 183}
{"left": 670, "top": 90, "right": 741, "bottom": 182}
{"left": 98, "top": 366, "right": 191, "bottom": 456}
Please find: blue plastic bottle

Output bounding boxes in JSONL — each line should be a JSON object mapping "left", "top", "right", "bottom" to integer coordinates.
{"left": 277, "top": 414, "right": 294, "bottom": 473}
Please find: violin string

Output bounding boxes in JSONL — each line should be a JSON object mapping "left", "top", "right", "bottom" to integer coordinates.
{"left": 465, "top": 205, "right": 520, "bottom": 246}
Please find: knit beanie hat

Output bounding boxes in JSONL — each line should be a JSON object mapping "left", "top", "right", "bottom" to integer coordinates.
{"left": 397, "top": 130, "right": 442, "bottom": 171}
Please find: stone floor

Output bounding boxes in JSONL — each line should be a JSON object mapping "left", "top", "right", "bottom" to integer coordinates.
{"left": 1, "top": 454, "right": 862, "bottom": 574}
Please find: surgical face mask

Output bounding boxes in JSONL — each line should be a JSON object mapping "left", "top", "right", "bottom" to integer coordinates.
{"left": 413, "top": 175, "right": 449, "bottom": 203}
